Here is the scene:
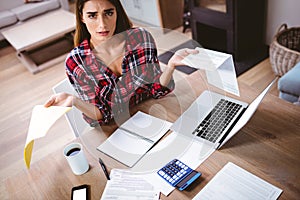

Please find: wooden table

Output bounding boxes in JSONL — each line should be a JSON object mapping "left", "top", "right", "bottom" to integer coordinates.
{"left": 1, "top": 10, "right": 75, "bottom": 74}
{"left": 5, "top": 71, "right": 300, "bottom": 199}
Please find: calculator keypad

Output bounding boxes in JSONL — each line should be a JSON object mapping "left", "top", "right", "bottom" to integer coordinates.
{"left": 157, "top": 159, "right": 192, "bottom": 187}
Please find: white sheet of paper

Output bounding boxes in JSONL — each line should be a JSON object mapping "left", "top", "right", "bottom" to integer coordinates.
{"left": 192, "top": 162, "right": 283, "bottom": 200}
{"left": 181, "top": 47, "right": 227, "bottom": 71}
{"left": 182, "top": 47, "right": 240, "bottom": 96}
{"left": 121, "top": 111, "right": 171, "bottom": 141}
{"left": 24, "top": 105, "right": 72, "bottom": 168}
{"left": 101, "top": 169, "right": 160, "bottom": 200}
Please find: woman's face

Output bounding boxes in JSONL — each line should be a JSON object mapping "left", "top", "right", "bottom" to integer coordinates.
{"left": 81, "top": 0, "right": 117, "bottom": 45}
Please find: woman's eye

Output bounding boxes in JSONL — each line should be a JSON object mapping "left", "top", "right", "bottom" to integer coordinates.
{"left": 105, "top": 11, "right": 114, "bottom": 17}
{"left": 88, "top": 13, "right": 96, "bottom": 19}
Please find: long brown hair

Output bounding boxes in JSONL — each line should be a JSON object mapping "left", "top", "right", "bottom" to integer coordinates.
{"left": 73, "top": 0, "right": 133, "bottom": 46}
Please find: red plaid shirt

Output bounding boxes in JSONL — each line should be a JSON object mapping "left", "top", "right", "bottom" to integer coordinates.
{"left": 66, "top": 28, "right": 174, "bottom": 126}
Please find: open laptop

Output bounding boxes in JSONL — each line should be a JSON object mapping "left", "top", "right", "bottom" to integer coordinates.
{"left": 171, "top": 78, "right": 277, "bottom": 149}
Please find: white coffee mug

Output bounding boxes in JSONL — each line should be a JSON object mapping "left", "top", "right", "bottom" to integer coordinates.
{"left": 63, "top": 142, "right": 89, "bottom": 175}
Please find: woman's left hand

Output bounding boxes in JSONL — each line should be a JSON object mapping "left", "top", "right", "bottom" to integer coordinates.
{"left": 167, "top": 48, "right": 199, "bottom": 69}
{"left": 159, "top": 48, "right": 199, "bottom": 87}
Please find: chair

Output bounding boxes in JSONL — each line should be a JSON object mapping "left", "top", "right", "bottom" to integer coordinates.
{"left": 278, "top": 62, "right": 300, "bottom": 105}
{"left": 52, "top": 78, "right": 89, "bottom": 137}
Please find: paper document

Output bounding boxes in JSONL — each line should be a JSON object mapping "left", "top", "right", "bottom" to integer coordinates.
{"left": 97, "top": 111, "right": 172, "bottom": 167}
{"left": 24, "top": 105, "right": 72, "bottom": 168}
{"left": 182, "top": 47, "right": 240, "bottom": 96}
{"left": 101, "top": 169, "right": 160, "bottom": 200}
{"left": 193, "top": 162, "right": 283, "bottom": 200}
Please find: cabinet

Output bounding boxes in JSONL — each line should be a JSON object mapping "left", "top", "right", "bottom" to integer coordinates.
{"left": 189, "top": 0, "right": 267, "bottom": 60}
{"left": 120, "top": 0, "right": 183, "bottom": 30}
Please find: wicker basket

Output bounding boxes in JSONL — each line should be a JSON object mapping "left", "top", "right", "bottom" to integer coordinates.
{"left": 269, "top": 24, "right": 300, "bottom": 76}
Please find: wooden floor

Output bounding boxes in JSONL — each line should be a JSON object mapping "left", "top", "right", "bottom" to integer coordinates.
{"left": 0, "top": 18, "right": 282, "bottom": 199}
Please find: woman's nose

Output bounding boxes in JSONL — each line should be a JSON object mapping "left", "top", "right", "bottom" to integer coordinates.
{"left": 97, "top": 16, "right": 106, "bottom": 28}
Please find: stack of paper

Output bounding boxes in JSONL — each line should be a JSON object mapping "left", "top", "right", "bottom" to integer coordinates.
{"left": 193, "top": 162, "right": 283, "bottom": 200}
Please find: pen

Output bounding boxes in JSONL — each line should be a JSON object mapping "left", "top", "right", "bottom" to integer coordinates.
{"left": 98, "top": 158, "right": 110, "bottom": 180}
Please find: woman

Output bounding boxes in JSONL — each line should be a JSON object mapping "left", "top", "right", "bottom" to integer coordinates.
{"left": 44, "top": 0, "right": 197, "bottom": 126}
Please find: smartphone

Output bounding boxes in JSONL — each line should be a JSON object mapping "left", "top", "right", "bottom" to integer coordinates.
{"left": 71, "top": 184, "right": 89, "bottom": 200}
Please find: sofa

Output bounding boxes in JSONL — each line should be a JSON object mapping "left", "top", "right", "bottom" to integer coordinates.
{"left": 0, "top": 0, "right": 69, "bottom": 41}
{"left": 278, "top": 62, "right": 300, "bottom": 105}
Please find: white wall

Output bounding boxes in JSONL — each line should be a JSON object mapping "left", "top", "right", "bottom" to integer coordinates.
{"left": 120, "top": 0, "right": 161, "bottom": 27}
{"left": 266, "top": 0, "right": 300, "bottom": 45}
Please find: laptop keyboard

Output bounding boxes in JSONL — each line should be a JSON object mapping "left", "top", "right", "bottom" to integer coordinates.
{"left": 192, "top": 99, "right": 243, "bottom": 143}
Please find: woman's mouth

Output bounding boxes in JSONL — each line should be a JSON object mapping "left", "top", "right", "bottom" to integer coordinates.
{"left": 97, "top": 31, "right": 109, "bottom": 36}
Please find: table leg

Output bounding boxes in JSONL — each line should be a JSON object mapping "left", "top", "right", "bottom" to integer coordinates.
{"left": 17, "top": 51, "right": 69, "bottom": 74}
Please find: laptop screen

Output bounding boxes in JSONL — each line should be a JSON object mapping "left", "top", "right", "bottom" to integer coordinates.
{"left": 218, "top": 78, "right": 277, "bottom": 149}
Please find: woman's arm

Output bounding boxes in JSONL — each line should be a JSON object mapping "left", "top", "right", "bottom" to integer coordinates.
{"left": 72, "top": 95, "right": 103, "bottom": 120}
{"left": 61, "top": 41, "right": 112, "bottom": 125}
{"left": 159, "top": 63, "right": 175, "bottom": 87}
{"left": 44, "top": 92, "right": 103, "bottom": 121}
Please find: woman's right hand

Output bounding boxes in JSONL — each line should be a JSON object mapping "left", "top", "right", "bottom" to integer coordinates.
{"left": 44, "top": 93, "right": 102, "bottom": 121}
{"left": 44, "top": 92, "right": 74, "bottom": 108}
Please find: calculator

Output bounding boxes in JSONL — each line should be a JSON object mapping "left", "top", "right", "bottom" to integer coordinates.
{"left": 157, "top": 159, "right": 201, "bottom": 191}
